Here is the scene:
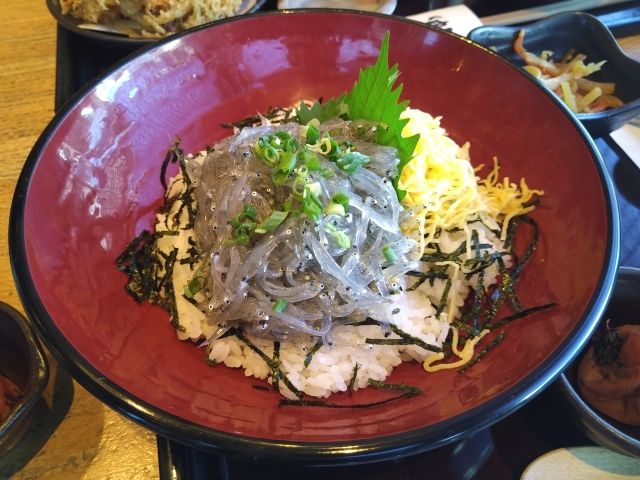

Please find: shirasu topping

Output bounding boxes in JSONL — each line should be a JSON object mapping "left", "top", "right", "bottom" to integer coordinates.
{"left": 185, "top": 119, "right": 417, "bottom": 344}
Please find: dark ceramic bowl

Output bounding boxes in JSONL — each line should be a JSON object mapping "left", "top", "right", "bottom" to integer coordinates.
{"left": 0, "top": 302, "right": 49, "bottom": 457}
{"left": 557, "top": 267, "right": 640, "bottom": 457}
{"left": 10, "top": 10, "right": 619, "bottom": 464}
{"left": 46, "top": 0, "right": 267, "bottom": 49}
{"left": 468, "top": 12, "right": 640, "bottom": 138}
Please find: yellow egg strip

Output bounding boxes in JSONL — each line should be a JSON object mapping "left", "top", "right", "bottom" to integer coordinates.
{"left": 423, "top": 327, "right": 490, "bottom": 372}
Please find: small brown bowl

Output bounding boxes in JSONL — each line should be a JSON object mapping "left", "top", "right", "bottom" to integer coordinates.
{"left": 557, "top": 267, "right": 640, "bottom": 457}
{"left": 0, "top": 302, "right": 49, "bottom": 457}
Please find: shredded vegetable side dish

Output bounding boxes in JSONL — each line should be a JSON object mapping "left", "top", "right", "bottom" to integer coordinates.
{"left": 514, "top": 30, "right": 623, "bottom": 113}
{"left": 60, "top": 0, "right": 242, "bottom": 38}
{"left": 117, "top": 34, "right": 555, "bottom": 405}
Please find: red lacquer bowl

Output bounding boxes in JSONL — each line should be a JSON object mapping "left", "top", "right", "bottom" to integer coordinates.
{"left": 10, "top": 11, "right": 619, "bottom": 464}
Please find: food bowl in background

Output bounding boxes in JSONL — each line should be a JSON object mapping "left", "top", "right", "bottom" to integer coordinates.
{"left": 557, "top": 267, "right": 640, "bottom": 458}
{"left": 10, "top": 11, "right": 619, "bottom": 464}
{"left": 468, "top": 12, "right": 640, "bottom": 138}
{"left": 46, "top": 0, "right": 267, "bottom": 48}
{"left": 0, "top": 302, "right": 49, "bottom": 457}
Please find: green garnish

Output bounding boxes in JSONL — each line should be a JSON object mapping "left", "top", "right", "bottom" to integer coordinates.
{"left": 255, "top": 139, "right": 279, "bottom": 167}
{"left": 324, "top": 191, "right": 350, "bottom": 217}
{"left": 305, "top": 123, "right": 320, "bottom": 144}
{"left": 273, "top": 299, "right": 288, "bottom": 313}
{"left": 297, "top": 95, "right": 348, "bottom": 124}
{"left": 333, "top": 230, "right": 351, "bottom": 249}
{"left": 382, "top": 244, "right": 397, "bottom": 263}
{"left": 325, "top": 223, "right": 351, "bottom": 249}
{"left": 299, "top": 150, "right": 321, "bottom": 170}
{"left": 335, "top": 151, "right": 368, "bottom": 174}
{"left": 294, "top": 32, "right": 419, "bottom": 200}
{"left": 331, "top": 192, "right": 350, "bottom": 210}
{"left": 324, "top": 202, "right": 345, "bottom": 217}
{"left": 254, "top": 211, "right": 288, "bottom": 234}
{"left": 301, "top": 186, "right": 323, "bottom": 221}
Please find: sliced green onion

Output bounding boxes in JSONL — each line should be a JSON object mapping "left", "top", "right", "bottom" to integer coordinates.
{"left": 277, "top": 151, "right": 297, "bottom": 173}
{"left": 383, "top": 244, "right": 397, "bottom": 263}
{"left": 331, "top": 192, "right": 349, "bottom": 211}
{"left": 273, "top": 298, "right": 288, "bottom": 313}
{"left": 254, "top": 211, "right": 288, "bottom": 234}
{"left": 318, "top": 137, "right": 332, "bottom": 155}
{"left": 229, "top": 216, "right": 242, "bottom": 228}
{"left": 324, "top": 202, "right": 345, "bottom": 217}
{"left": 299, "top": 150, "right": 321, "bottom": 170}
{"left": 224, "top": 233, "right": 252, "bottom": 246}
{"left": 292, "top": 176, "right": 307, "bottom": 199}
{"left": 284, "top": 137, "right": 298, "bottom": 152}
{"left": 261, "top": 144, "right": 279, "bottom": 166}
{"left": 302, "top": 188, "right": 322, "bottom": 221}
{"left": 275, "top": 131, "right": 292, "bottom": 142}
{"left": 333, "top": 230, "right": 351, "bottom": 249}
{"left": 184, "top": 276, "right": 202, "bottom": 298}
{"left": 306, "top": 182, "right": 322, "bottom": 198}
{"left": 272, "top": 169, "right": 290, "bottom": 185}
{"left": 336, "top": 151, "right": 368, "bottom": 174}
{"left": 243, "top": 204, "right": 257, "bottom": 220}
{"left": 296, "top": 164, "right": 309, "bottom": 177}
{"left": 269, "top": 136, "right": 282, "bottom": 148}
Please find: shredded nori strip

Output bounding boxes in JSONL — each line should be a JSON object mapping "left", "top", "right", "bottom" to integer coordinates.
{"left": 367, "top": 379, "right": 422, "bottom": 396}
{"left": 117, "top": 139, "right": 202, "bottom": 331}
{"left": 229, "top": 328, "right": 304, "bottom": 399}
{"left": 116, "top": 230, "right": 179, "bottom": 306}
{"left": 351, "top": 318, "right": 442, "bottom": 353}
{"left": 280, "top": 380, "right": 421, "bottom": 408}
{"left": 272, "top": 341, "right": 281, "bottom": 392}
{"left": 348, "top": 363, "right": 360, "bottom": 395}
{"left": 221, "top": 106, "right": 295, "bottom": 130}
{"left": 160, "top": 139, "right": 181, "bottom": 191}
{"left": 280, "top": 393, "right": 415, "bottom": 409}
{"left": 425, "top": 213, "right": 553, "bottom": 371}
{"left": 304, "top": 340, "right": 323, "bottom": 368}
{"left": 405, "top": 268, "right": 449, "bottom": 292}
{"left": 484, "top": 302, "right": 556, "bottom": 330}
{"left": 435, "top": 278, "right": 452, "bottom": 318}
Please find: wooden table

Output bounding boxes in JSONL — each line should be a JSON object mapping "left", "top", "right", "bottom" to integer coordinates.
{"left": 0, "top": 1, "right": 638, "bottom": 479}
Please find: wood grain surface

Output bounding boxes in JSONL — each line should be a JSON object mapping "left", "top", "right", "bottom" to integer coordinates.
{"left": 0, "top": 1, "right": 638, "bottom": 479}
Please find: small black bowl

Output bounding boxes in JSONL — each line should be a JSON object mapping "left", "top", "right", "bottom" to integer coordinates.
{"left": 46, "top": 0, "right": 267, "bottom": 49}
{"left": 468, "top": 12, "right": 640, "bottom": 138}
{"left": 557, "top": 267, "right": 640, "bottom": 457}
{"left": 0, "top": 302, "right": 49, "bottom": 457}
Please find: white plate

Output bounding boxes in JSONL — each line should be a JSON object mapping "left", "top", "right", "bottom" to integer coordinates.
{"left": 277, "top": 0, "right": 396, "bottom": 14}
{"left": 522, "top": 447, "right": 640, "bottom": 480}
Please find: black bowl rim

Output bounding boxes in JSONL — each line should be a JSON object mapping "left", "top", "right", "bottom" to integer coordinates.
{"left": 557, "top": 266, "right": 640, "bottom": 457}
{"left": 467, "top": 11, "right": 640, "bottom": 127}
{"left": 46, "top": 0, "right": 268, "bottom": 47}
{"left": 10, "top": 9, "right": 620, "bottom": 465}
{"left": 0, "top": 301, "right": 49, "bottom": 439}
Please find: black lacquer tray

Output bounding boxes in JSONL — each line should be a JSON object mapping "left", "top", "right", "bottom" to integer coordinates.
{"left": 52, "top": 1, "right": 640, "bottom": 478}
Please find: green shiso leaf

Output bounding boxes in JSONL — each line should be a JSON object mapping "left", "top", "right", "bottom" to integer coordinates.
{"left": 297, "top": 94, "right": 348, "bottom": 125}
{"left": 294, "top": 32, "right": 418, "bottom": 200}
